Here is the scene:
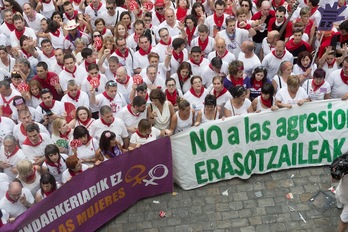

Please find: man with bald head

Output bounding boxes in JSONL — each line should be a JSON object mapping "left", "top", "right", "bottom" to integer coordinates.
{"left": 208, "top": 38, "right": 236, "bottom": 64}
{"left": 156, "top": 8, "right": 183, "bottom": 40}
{"left": 115, "top": 66, "right": 133, "bottom": 104}
{"left": 262, "top": 40, "right": 294, "bottom": 80}
{"left": 238, "top": 41, "right": 261, "bottom": 77}
{"left": 251, "top": 0, "right": 276, "bottom": 58}
{"left": 261, "top": 30, "right": 280, "bottom": 60}
{"left": 0, "top": 179, "right": 34, "bottom": 220}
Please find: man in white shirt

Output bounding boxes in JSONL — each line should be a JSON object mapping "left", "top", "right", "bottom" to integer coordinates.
{"left": 201, "top": 57, "right": 229, "bottom": 88}
{"left": 31, "top": 39, "right": 57, "bottom": 71}
{"left": 155, "top": 8, "right": 182, "bottom": 40}
{"left": 127, "top": 20, "right": 156, "bottom": 52}
{"left": 59, "top": 54, "right": 86, "bottom": 92}
{"left": 115, "top": 66, "right": 133, "bottom": 104}
{"left": 0, "top": 80, "right": 20, "bottom": 118}
{"left": 188, "top": 46, "right": 210, "bottom": 77}
{"left": 0, "top": 179, "right": 34, "bottom": 220}
{"left": 22, "top": 3, "right": 45, "bottom": 33}
{"left": 133, "top": 36, "right": 153, "bottom": 74}
{"left": 100, "top": 0, "right": 119, "bottom": 29}
{"left": 84, "top": 0, "right": 107, "bottom": 29}
{"left": 191, "top": 25, "right": 215, "bottom": 58}
{"left": 90, "top": 105, "right": 129, "bottom": 148}
{"left": 90, "top": 80, "right": 127, "bottom": 116}
{"left": 10, "top": 14, "right": 37, "bottom": 48}
{"left": 238, "top": 41, "right": 261, "bottom": 77}
{"left": 208, "top": 38, "right": 236, "bottom": 64}
{"left": 143, "top": 65, "right": 166, "bottom": 91}
{"left": 61, "top": 79, "right": 90, "bottom": 109}
{"left": 112, "top": 37, "right": 134, "bottom": 76}
{"left": 205, "top": 0, "right": 228, "bottom": 37}
{"left": 327, "top": 57, "right": 348, "bottom": 99}
{"left": 0, "top": 10, "right": 15, "bottom": 47}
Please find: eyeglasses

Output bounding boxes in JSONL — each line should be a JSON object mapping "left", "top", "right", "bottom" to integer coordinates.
{"left": 155, "top": 7, "right": 164, "bottom": 11}
{"left": 275, "top": 15, "right": 284, "bottom": 18}
{"left": 255, "top": 66, "right": 265, "bottom": 71}
{"left": 106, "top": 7, "right": 114, "bottom": 10}
{"left": 106, "top": 81, "right": 117, "bottom": 87}
{"left": 93, "top": 34, "right": 101, "bottom": 37}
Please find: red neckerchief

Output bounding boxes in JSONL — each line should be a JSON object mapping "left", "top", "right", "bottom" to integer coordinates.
{"left": 23, "top": 134, "right": 43, "bottom": 147}
{"left": 261, "top": 95, "right": 272, "bottom": 108}
{"left": 252, "top": 79, "right": 263, "bottom": 90}
{"left": 59, "top": 128, "right": 71, "bottom": 139}
{"left": 213, "top": 13, "right": 224, "bottom": 27}
{"left": 43, "top": 49, "right": 55, "bottom": 58}
{"left": 40, "top": 100, "right": 55, "bottom": 110}
{"left": 310, "top": 6, "right": 318, "bottom": 16}
{"left": 341, "top": 69, "right": 348, "bottom": 85}
{"left": 101, "top": 27, "right": 107, "bottom": 35}
{"left": 327, "top": 58, "right": 336, "bottom": 68}
{"left": 26, "top": 167, "right": 36, "bottom": 182}
{"left": 5, "top": 22, "right": 15, "bottom": 31}
{"left": 272, "top": 0, "right": 285, "bottom": 8}
{"left": 115, "top": 48, "right": 129, "bottom": 58}
{"left": 57, "top": 62, "right": 64, "bottom": 70}
{"left": 135, "top": 130, "right": 149, "bottom": 138}
{"left": 64, "top": 11, "right": 78, "bottom": 20}
{"left": 165, "top": 89, "right": 177, "bottom": 105}
{"left": 102, "top": 91, "right": 114, "bottom": 101}
{"left": 176, "top": 6, "right": 187, "bottom": 22}
{"left": 172, "top": 50, "right": 184, "bottom": 63}
{"left": 186, "top": 27, "right": 195, "bottom": 45}
{"left": 15, "top": 28, "right": 26, "bottom": 41}
{"left": 68, "top": 90, "right": 80, "bottom": 102}
{"left": 5, "top": 145, "right": 19, "bottom": 158}
{"left": 100, "top": 117, "right": 114, "bottom": 127}
{"left": 285, "top": 38, "right": 304, "bottom": 51}
{"left": 45, "top": 156, "right": 62, "bottom": 173}
{"left": 198, "top": 37, "right": 209, "bottom": 51}
{"left": 127, "top": 104, "right": 139, "bottom": 116}
{"left": 272, "top": 50, "right": 286, "bottom": 59}
{"left": 231, "top": 76, "right": 243, "bottom": 86}
{"left": 159, "top": 37, "right": 172, "bottom": 45}
{"left": 90, "top": 2, "right": 102, "bottom": 10}
{"left": 178, "top": 73, "right": 190, "bottom": 82}
{"left": 51, "top": 29, "right": 60, "bottom": 37}
{"left": 213, "top": 88, "right": 228, "bottom": 99}
{"left": 68, "top": 169, "right": 82, "bottom": 177}
{"left": 5, "top": 191, "right": 16, "bottom": 203}
{"left": 84, "top": 60, "right": 96, "bottom": 71}
{"left": 87, "top": 74, "right": 101, "bottom": 86}
{"left": 73, "top": 0, "right": 82, "bottom": 4}
{"left": 65, "top": 66, "right": 77, "bottom": 78}
{"left": 216, "top": 50, "right": 228, "bottom": 59}
{"left": 79, "top": 118, "right": 92, "bottom": 127}
{"left": 21, "top": 49, "right": 32, "bottom": 58}
{"left": 155, "top": 11, "right": 165, "bottom": 23}
{"left": 133, "top": 33, "right": 141, "bottom": 44}
{"left": 116, "top": 75, "right": 130, "bottom": 85}
{"left": 77, "top": 24, "right": 85, "bottom": 32}
{"left": 312, "top": 79, "right": 324, "bottom": 92}
{"left": 20, "top": 123, "right": 27, "bottom": 136}
{"left": 138, "top": 46, "right": 152, "bottom": 56}
{"left": 190, "top": 56, "right": 203, "bottom": 66}
{"left": 43, "top": 189, "right": 55, "bottom": 197}
{"left": 189, "top": 86, "right": 204, "bottom": 98}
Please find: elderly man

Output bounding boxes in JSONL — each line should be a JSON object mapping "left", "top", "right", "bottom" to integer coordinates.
{"left": 115, "top": 66, "right": 133, "bottom": 104}
{"left": 208, "top": 38, "right": 236, "bottom": 64}
{"left": 22, "top": 3, "right": 45, "bottom": 33}
{"left": 0, "top": 179, "right": 34, "bottom": 221}
{"left": 260, "top": 30, "right": 280, "bottom": 60}
{"left": 143, "top": 65, "right": 166, "bottom": 91}
{"left": 238, "top": 41, "right": 261, "bottom": 77}
{"left": 156, "top": 8, "right": 183, "bottom": 40}
{"left": 262, "top": 40, "right": 294, "bottom": 80}
{"left": 9, "top": 14, "right": 37, "bottom": 48}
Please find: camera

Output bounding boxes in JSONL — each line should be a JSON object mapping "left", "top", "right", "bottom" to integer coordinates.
{"left": 330, "top": 153, "right": 348, "bottom": 180}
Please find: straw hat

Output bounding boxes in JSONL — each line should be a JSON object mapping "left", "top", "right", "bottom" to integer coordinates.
{"left": 64, "top": 20, "right": 78, "bottom": 30}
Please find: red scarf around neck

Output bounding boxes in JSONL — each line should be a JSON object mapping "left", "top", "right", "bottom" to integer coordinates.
{"left": 115, "top": 48, "right": 129, "bottom": 58}
{"left": 172, "top": 50, "right": 184, "bottom": 63}
{"left": 155, "top": 11, "right": 165, "bottom": 23}
{"left": 5, "top": 191, "right": 16, "bottom": 203}
{"left": 327, "top": 58, "right": 336, "bottom": 68}
{"left": 23, "top": 134, "right": 43, "bottom": 147}
{"left": 102, "top": 91, "right": 114, "bottom": 101}
{"left": 15, "top": 28, "right": 26, "bottom": 40}
{"left": 189, "top": 86, "right": 204, "bottom": 98}
{"left": 138, "top": 46, "right": 152, "bottom": 56}
{"left": 5, "top": 22, "right": 15, "bottom": 31}
{"left": 231, "top": 76, "right": 244, "bottom": 87}
{"left": 65, "top": 11, "right": 78, "bottom": 20}
{"left": 159, "top": 37, "right": 172, "bottom": 45}
{"left": 40, "top": 100, "right": 55, "bottom": 110}
{"left": 186, "top": 27, "right": 195, "bottom": 45}
{"left": 90, "top": 2, "right": 102, "bottom": 11}
{"left": 213, "top": 13, "right": 224, "bottom": 27}
{"left": 176, "top": 7, "right": 187, "bottom": 22}
{"left": 43, "top": 49, "right": 55, "bottom": 58}
{"left": 165, "top": 89, "right": 177, "bottom": 105}
{"left": 312, "top": 79, "right": 324, "bottom": 92}
{"left": 26, "top": 167, "right": 36, "bottom": 182}
{"left": 252, "top": 79, "right": 263, "bottom": 90}
{"left": 198, "top": 37, "right": 209, "bottom": 51}
{"left": 65, "top": 66, "right": 77, "bottom": 78}
{"left": 189, "top": 57, "right": 203, "bottom": 66}
{"left": 100, "top": 117, "right": 114, "bottom": 127}
{"left": 45, "top": 156, "right": 62, "bottom": 174}
{"left": 68, "top": 90, "right": 81, "bottom": 102}
{"left": 272, "top": 50, "right": 286, "bottom": 59}
{"left": 216, "top": 50, "right": 229, "bottom": 59}
{"left": 5, "top": 146, "right": 19, "bottom": 158}
{"left": 213, "top": 87, "right": 227, "bottom": 99}
{"left": 69, "top": 168, "right": 82, "bottom": 177}
{"left": 135, "top": 130, "right": 149, "bottom": 138}
{"left": 341, "top": 69, "right": 348, "bottom": 85}
{"left": 51, "top": 29, "right": 60, "bottom": 37}
{"left": 127, "top": 104, "right": 139, "bottom": 116}
{"left": 178, "top": 73, "right": 190, "bottom": 83}
{"left": 260, "top": 95, "right": 272, "bottom": 108}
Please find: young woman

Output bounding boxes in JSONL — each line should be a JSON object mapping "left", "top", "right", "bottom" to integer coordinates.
{"left": 52, "top": 118, "right": 73, "bottom": 154}
{"left": 176, "top": 0, "right": 191, "bottom": 22}
{"left": 293, "top": 51, "right": 317, "bottom": 84}
{"left": 94, "top": 18, "right": 113, "bottom": 39}
{"left": 130, "top": 119, "right": 163, "bottom": 149}
{"left": 47, "top": 20, "right": 65, "bottom": 49}
{"left": 276, "top": 75, "right": 309, "bottom": 108}
{"left": 183, "top": 76, "right": 209, "bottom": 112}
{"left": 191, "top": 2, "right": 207, "bottom": 24}
{"left": 272, "top": 61, "right": 293, "bottom": 93}
{"left": 171, "top": 98, "right": 199, "bottom": 134}
{"left": 184, "top": 15, "right": 198, "bottom": 46}
{"left": 119, "top": 11, "right": 133, "bottom": 34}
{"left": 95, "top": 130, "right": 123, "bottom": 162}
{"left": 251, "top": 82, "right": 278, "bottom": 112}
{"left": 16, "top": 159, "right": 41, "bottom": 196}
{"left": 73, "top": 126, "right": 99, "bottom": 166}
{"left": 113, "top": 22, "right": 128, "bottom": 40}
{"left": 164, "top": 78, "right": 183, "bottom": 111}
{"left": 27, "top": 80, "right": 43, "bottom": 108}
{"left": 98, "top": 36, "right": 116, "bottom": 60}
{"left": 302, "top": 68, "right": 331, "bottom": 101}
{"left": 42, "top": 144, "right": 68, "bottom": 184}
{"left": 209, "top": 75, "right": 232, "bottom": 107}
{"left": 224, "top": 86, "right": 253, "bottom": 117}
{"left": 91, "top": 30, "right": 103, "bottom": 52}
{"left": 170, "top": 61, "right": 193, "bottom": 93}
{"left": 62, "top": 155, "right": 89, "bottom": 184}
{"left": 68, "top": 106, "right": 95, "bottom": 129}
{"left": 200, "top": 94, "right": 222, "bottom": 123}
{"left": 318, "top": 46, "right": 346, "bottom": 79}
{"left": 224, "top": 60, "right": 251, "bottom": 99}
{"left": 35, "top": 173, "right": 59, "bottom": 203}
{"left": 249, "top": 66, "right": 269, "bottom": 101}
{"left": 147, "top": 88, "right": 176, "bottom": 136}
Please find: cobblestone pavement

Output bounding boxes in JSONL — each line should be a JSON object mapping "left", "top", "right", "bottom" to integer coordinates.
{"left": 98, "top": 166, "right": 341, "bottom": 232}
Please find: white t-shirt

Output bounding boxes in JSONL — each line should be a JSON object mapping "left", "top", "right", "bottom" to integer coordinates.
{"left": 275, "top": 86, "right": 308, "bottom": 105}
{"left": 302, "top": 79, "right": 331, "bottom": 101}
{"left": 225, "top": 98, "right": 252, "bottom": 116}
{"left": 62, "top": 164, "right": 89, "bottom": 184}
{"left": 327, "top": 69, "right": 348, "bottom": 99}
{"left": 130, "top": 127, "right": 161, "bottom": 145}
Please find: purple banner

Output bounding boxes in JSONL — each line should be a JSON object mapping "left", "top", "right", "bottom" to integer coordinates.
{"left": 2, "top": 137, "right": 173, "bottom": 232}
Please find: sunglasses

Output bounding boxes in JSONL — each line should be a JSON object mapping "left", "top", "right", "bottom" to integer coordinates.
{"left": 275, "top": 15, "right": 284, "bottom": 18}
{"left": 155, "top": 7, "right": 164, "bottom": 11}
{"left": 106, "top": 7, "right": 114, "bottom": 10}
{"left": 106, "top": 81, "right": 117, "bottom": 87}
{"left": 93, "top": 34, "right": 102, "bottom": 37}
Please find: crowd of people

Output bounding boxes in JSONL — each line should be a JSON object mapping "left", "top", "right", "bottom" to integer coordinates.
{"left": 0, "top": 0, "right": 347, "bottom": 229}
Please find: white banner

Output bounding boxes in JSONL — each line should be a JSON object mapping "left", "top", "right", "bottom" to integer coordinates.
{"left": 171, "top": 99, "right": 348, "bottom": 190}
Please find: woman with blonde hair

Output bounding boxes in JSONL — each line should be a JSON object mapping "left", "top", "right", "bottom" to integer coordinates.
{"left": 98, "top": 36, "right": 117, "bottom": 60}
{"left": 272, "top": 61, "right": 293, "bottom": 93}
{"left": 171, "top": 98, "right": 199, "bottom": 134}
{"left": 276, "top": 75, "right": 309, "bottom": 108}
{"left": 16, "top": 159, "right": 41, "bottom": 196}
{"left": 113, "top": 22, "right": 128, "bottom": 40}
{"left": 52, "top": 118, "right": 73, "bottom": 154}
